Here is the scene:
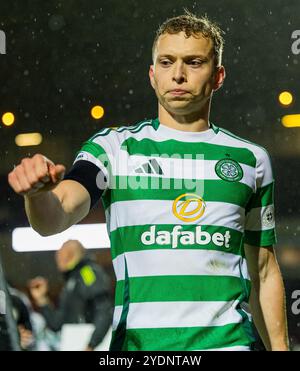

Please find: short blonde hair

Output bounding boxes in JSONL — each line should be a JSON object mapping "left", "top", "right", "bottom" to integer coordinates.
{"left": 152, "top": 10, "right": 225, "bottom": 68}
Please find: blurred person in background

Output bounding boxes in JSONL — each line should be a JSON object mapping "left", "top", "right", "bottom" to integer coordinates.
{"left": 9, "top": 287, "right": 34, "bottom": 350}
{"left": 8, "top": 282, "right": 60, "bottom": 351}
{"left": 0, "top": 281, "right": 34, "bottom": 351}
{"left": 29, "top": 239, "right": 113, "bottom": 351}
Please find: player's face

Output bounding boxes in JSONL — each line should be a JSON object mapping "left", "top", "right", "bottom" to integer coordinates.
{"left": 149, "top": 32, "right": 225, "bottom": 115}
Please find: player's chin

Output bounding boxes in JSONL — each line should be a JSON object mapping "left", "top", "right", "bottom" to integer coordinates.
{"left": 167, "top": 95, "right": 190, "bottom": 101}
{"left": 165, "top": 99, "right": 192, "bottom": 110}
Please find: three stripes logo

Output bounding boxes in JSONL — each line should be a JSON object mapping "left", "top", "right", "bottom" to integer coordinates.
{"left": 134, "top": 158, "right": 164, "bottom": 175}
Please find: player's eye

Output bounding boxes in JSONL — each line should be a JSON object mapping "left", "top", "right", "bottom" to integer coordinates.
{"left": 187, "top": 60, "right": 204, "bottom": 66}
{"left": 159, "top": 59, "right": 172, "bottom": 66}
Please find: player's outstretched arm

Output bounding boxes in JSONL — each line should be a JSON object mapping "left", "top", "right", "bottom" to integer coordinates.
{"left": 8, "top": 154, "right": 91, "bottom": 236}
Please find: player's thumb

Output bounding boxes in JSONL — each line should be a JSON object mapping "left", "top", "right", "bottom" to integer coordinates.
{"left": 55, "top": 164, "right": 66, "bottom": 180}
{"left": 48, "top": 163, "right": 66, "bottom": 183}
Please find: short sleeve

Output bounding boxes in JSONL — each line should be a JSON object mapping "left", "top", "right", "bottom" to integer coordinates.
{"left": 244, "top": 148, "right": 277, "bottom": 246}
{"left": 63, "top": 134, "right": 112, "bottom": 209}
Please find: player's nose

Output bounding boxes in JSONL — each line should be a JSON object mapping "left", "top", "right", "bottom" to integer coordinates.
{"left": 172, "top": 62, "right": 187, "bottom": 84}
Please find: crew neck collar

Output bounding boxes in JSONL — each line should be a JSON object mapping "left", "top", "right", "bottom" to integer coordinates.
{"left": 152, "top": 117, "right": 219, "bottom": 142}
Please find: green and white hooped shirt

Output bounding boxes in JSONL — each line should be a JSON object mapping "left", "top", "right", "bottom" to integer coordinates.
{"left": 65, "top": 118, "right": 276, "bottom": 351}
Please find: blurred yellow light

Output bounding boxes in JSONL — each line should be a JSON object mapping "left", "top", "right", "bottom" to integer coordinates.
{"left": 15, "top": 133, "right": 43, "bottom": 147}
{"left": 2, "top": 112, "right": 15, "bottom": 126}
{"left": 281, "top": 114, "right": 300, "bottom": 128}
{"left": 91, "top": 105, "right": 104, "bottom": 119}
{"left": 278, "top": 91, "right": 293, "bottom": 106}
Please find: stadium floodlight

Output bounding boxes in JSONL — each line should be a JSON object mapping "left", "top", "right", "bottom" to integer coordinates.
{"left": 12, "top": 223, "right": 110, "bottom": 252}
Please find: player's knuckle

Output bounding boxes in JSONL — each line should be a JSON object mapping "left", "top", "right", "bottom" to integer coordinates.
{"left": 33, "top": 153, "right": 43, "bottom": 162}
{"left": 15, "top": 164, "right": 23, "bottom": 174}
{"left": 21, "top": 157, "right": 30, "bottom": 166}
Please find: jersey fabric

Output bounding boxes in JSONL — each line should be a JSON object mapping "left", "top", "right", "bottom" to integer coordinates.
{"left": 64, "top": 118, "right": 276, "bottom": 351}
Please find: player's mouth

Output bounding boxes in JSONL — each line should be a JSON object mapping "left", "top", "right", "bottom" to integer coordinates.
{"left": 168, "top": 89, "right": 190, "bottom": 96}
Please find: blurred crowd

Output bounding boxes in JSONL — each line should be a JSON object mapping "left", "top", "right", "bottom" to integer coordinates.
{"left": 0, "top": 240, "right": 113, "bottom": 351}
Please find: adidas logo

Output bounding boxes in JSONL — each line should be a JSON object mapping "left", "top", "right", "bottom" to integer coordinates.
{"left": 134, "top": 158, "right": 164, "bottom": 175}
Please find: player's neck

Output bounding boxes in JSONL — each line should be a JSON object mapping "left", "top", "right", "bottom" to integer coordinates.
{"left": 158, "top": 104, "right": 210, "bottom": 132}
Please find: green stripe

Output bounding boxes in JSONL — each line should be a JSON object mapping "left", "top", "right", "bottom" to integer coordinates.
{"left": 246, "top": 182, "right": 274, "bottom": 212}
{"left": 129, "top": 121, "right": 152, "bottom": 133}
{"left": 79, "top": 141, "right": 111, "bottom": 174}
{"left": 80, "top": 141, "right": 107, "bottom": 158}
{"left": 103, "top": 176, "right": 252, "bottom": 209}
{"left": 237, "top": 306, "right": 255, "bottom": 349}
{"left": 115, "top": 275, "right": 251, "bottom": 306}
{"left": 120, "top": 138, "right": 257, "bottom": 167}
{"left": 244, "top": 229, "right": 277, "bottom": 246}
{"left": 210, "top": 122, "right": 220, "bottom": 134}
{"left": 112, "top": 323, "right": 254, "bottom": 350}
{"left": 152, "top": 118, "right": 160, "bottom": 130}
{"left": 110, "top": 224, "right": 244, "bottom": 260}
{"left": 109, "top": 257, "right": 130, "bottom": 351}
{"left": 114, "top": 121, "right": 152, "bottom": 134}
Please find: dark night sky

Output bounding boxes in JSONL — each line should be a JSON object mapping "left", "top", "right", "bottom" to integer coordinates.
{"left": 1, "top": 0, "right": 300, "bottom": 220}
{"left": 0, "top": 1, "right": 299, "bottom": 288}
{"left": 1, "top": 0, "right": 299, "bottom": 163}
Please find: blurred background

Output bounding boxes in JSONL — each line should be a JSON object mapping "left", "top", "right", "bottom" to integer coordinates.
{"left": 0, "top": 0, "right": 299, "bottom": 350}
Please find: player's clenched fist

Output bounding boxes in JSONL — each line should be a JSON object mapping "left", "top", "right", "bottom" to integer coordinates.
{"left": 8, "top": 154, "right": 66, "bottom": 196}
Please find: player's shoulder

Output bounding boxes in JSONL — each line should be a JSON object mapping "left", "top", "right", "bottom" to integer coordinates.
{"left": 216, "top": 124, "right": 272, "bottom": 164}
{"left": 88, "top": 118, "right": 153, "bottom": 143}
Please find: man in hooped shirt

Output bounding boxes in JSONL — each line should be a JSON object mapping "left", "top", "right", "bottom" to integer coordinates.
{"left": 8, "top": 11, "right": 288, "bottom": 351}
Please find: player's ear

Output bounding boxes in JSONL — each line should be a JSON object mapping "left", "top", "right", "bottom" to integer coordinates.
{"left": 149, "top": 65, "right": 156, "bottom": 90}
{"left": 213, "top": 65, "right": 226, "bottom": 91}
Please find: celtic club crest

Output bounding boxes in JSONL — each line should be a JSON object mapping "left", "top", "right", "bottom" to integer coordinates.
{"left": 215, "top": 159, "right": 243, "bottom": 182}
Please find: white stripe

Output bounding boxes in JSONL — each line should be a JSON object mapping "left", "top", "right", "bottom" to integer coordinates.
{"left": 109, "top": 200, "right": 245, "bottom": 233}
{"left": 116, "top": 152, "right": 255, "bottom": 190}
{"left": 245, "top": 205, "right": 275, "bottom": 231}
{"left": 112, "top": 253, "right": 125, "bottom": 281}
{"left": 112, "top": 305, "right": 123, "bottom": 331}
{"left": 112, "top": 300, "right": 251, "bottom": 334}
{"left": 156, "top": 123, "right": 217, "bottom": 142}
{"left": 92, "top": 121, "right": 154, "bottom": 150}
{"left": 112, "top": 249, "right": 249, "bottom": 282}
{"left": 126, "top": 300, "right": 243, "bottom": 328}
{"left": 90, "top": 123, "right": 157, "bottom": 181}
{"left": 217, "top": 131, "right": 274, "bottom": 188}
